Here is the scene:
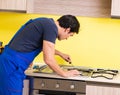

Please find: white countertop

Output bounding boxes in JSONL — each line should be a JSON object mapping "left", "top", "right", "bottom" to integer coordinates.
{"left": 25, "top": 68, "right": 120, "bottom": 85}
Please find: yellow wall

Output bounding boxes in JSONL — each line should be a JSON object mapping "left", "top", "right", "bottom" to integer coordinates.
{"left": 0, "top": 12, "right": 120, "bottom": 69}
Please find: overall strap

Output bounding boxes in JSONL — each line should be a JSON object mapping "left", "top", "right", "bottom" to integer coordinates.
{"left": 8, "top": 19, "right": 33, "bottom": 45}
{"left": 8, "top": 18, "right": 42, "bottom": 45}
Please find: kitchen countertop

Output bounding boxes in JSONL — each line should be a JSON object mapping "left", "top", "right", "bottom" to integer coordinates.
{"left": 25, "top": 65, "right": 120, "bottom": 84}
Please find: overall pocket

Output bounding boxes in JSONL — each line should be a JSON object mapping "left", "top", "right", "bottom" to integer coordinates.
{"left": 7, "top": 66, "right": 26, "bottom": 93}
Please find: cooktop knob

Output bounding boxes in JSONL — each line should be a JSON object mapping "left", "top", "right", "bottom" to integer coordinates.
{"left": 70, "top": 84, "right": 75, "bottom": 89}
{"left": 55, "top": 83, "right": 60, "bottom": 88}
{"left": 41, "top": 82, "right": 45, "bottom": 87}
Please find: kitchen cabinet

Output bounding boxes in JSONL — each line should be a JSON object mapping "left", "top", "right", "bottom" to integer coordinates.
{"left": 0, "top": 0, "right": 26, "bottom": 11}
{"left": 0, "top": 46, "right": 4, "bottom": 54}
{"left": 23, "top": 79, "right": 29, "bottom": 95}
{"left": 27, "top": 0, "right": 111, "bottom": 18}
{"left": 86, "top": 82, "right": 120, "bottom": 95}
{"left": 0, "top": 41, "right": 3, "bottom": 54}
{"left": 111, "top": 0, "right": 120, "bottom": 18}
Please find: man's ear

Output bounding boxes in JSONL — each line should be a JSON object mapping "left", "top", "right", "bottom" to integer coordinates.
{"left": 66, "top": 28, "right": 71, "bottom": 33}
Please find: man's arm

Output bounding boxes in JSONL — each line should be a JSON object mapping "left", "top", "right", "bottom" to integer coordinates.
{"left": 55, "top": 49, "right": 71, "bottom": 63}
{"left": 42, "top": 40, "right": 79, "bottom": 77}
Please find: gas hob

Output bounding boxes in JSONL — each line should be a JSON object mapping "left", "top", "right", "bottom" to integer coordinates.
{"left": 33, "top": 65, "right": 119, "bottom": 80}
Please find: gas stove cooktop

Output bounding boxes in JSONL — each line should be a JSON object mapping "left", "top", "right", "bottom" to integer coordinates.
{"left": 33, "top": 65, "right": 119, "bottom": 80}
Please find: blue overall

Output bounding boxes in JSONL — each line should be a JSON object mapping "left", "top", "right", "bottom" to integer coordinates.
{"left": 0, "top": 19, "right": 41, "bottom": 95}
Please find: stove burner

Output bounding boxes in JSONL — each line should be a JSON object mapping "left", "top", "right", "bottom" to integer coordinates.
{"left": 33, "top": 65, "right": 119, "bottom": 80}
{"left": 91, "top": 69, "right": 118, "bottom": 79}
{"left": 63, "top": 66, "right": 94, "bottom": 77}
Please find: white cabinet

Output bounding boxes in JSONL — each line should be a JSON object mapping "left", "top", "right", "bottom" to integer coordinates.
{"left": 111, "top": 0, "right": 120, "bottom": 17}
{"left": 26, "top": 0, "right": 111, "bottom": 18}
{"left": 86, "top": 82, "right": 120, "bottom": 95}
{"left": 23, "top": 79, "right": 29, "bottom": 95}
{"left": 0, "top": 0, "right": 26, "bottom": 11}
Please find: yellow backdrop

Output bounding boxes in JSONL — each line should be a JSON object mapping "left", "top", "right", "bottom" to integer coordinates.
{"left": 0, "top": 12, "right": 120, "bottom": 69}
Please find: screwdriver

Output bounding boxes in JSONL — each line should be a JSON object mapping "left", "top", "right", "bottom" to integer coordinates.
{"left": 69, "top": 62, "right": 74, "bottom": 67}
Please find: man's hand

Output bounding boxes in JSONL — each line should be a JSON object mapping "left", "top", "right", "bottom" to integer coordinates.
{"left": 60, "top": 53, "right": 72, "bottom": 62}
{"left": 62, "top": 70, "right": 80, "bottom": 77}
{"left": 55, "top": 50, "right": 72, "bottom": 63}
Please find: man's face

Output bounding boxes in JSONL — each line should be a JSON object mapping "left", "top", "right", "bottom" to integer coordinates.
{"left": 58, "top": 28, "right": 75, "bottom": 40}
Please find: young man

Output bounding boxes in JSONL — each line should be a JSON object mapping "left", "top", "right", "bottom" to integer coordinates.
{"left": 0, "top": 15, "right": 80, "bottom": 95}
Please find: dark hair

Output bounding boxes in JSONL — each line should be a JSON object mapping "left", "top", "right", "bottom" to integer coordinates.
{"left": 57, "top": 15, "right": 80, "bottom": 34}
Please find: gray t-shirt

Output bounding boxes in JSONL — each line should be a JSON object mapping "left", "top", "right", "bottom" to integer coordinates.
{"left": 9, "top": 18, "right": 58, "bottom": 52}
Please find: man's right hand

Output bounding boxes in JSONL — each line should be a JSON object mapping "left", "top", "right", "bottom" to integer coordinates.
{"left": 62, "top": 70, "right": 80, "bottom": 77}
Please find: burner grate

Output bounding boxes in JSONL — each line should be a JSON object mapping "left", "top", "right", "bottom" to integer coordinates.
{"left": 91, "top": 69, "right": 118, "bottom": 79}
{"left": 33, "top": 65, "right": 119, "bottom": 79}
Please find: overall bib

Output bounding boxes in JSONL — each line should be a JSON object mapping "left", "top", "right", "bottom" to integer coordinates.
{"left": 0, "top": 19, "right": 41, "bottom": 95}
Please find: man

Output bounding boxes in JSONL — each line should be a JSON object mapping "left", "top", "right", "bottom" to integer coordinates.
{"left": 0, "top": 15, "right": 80, "bottom": 95}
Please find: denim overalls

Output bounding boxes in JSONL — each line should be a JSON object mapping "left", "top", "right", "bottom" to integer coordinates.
{"left": 0, "top": 19, "right": 42, "bottom": 95}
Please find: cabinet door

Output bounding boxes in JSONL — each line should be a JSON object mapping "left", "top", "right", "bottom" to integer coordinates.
{"left": 86, "top": 82, "right": 120, "bottom": 95}
{"left": 23, "top": 79, "right": 29, "bottom": 95}
{"left": 0, "top": 0, "right": 26, "bottom": 11}
{"left": 111, "top": 0, "right": 120, "bottom": 17}
{"left": 26, "top": 0, "right": 111, "bottom": 17}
